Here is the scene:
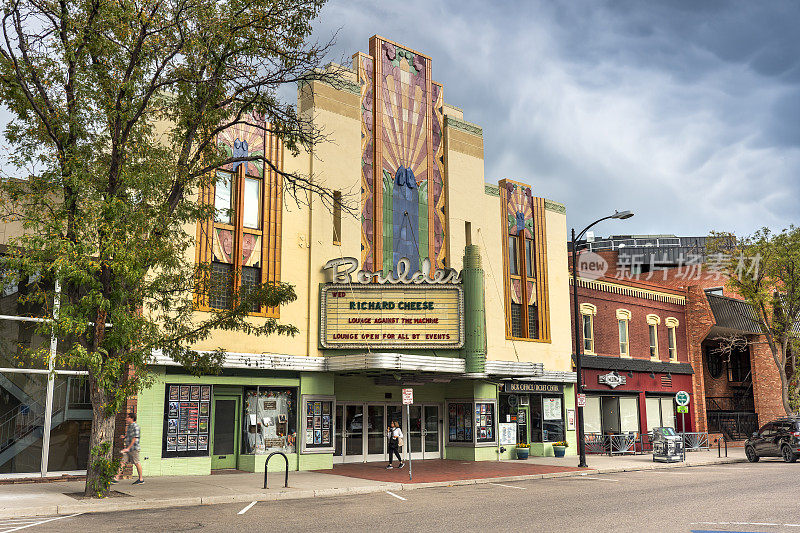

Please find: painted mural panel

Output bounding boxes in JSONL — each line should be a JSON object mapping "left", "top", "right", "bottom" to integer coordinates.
{"left": 361, "top": 37, "right": 448, "bottom": 275}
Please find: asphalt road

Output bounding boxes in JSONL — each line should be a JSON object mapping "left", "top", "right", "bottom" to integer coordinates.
{"left": 10, "top": 459, "right": 800, "bottom": 533}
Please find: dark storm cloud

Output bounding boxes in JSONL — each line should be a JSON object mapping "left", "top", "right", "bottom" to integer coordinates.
{"left": 308, "top": 0, "right": 800, "bottom": 237}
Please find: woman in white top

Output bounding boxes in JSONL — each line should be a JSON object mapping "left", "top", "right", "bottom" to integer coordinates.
{"left": 387, "top": 420, "right": 404, "bottom": 469}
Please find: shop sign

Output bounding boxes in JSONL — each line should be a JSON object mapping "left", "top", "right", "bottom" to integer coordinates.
{"left": 598, "top": 371, "right": 626, "bottom": 389}
{"left": 320, "top": 257, "right": 464, "bottom": 349}
{"left": 505, "top": 382, "right": 563, "bottom": 394}
{"left": 324, "top": 257, "right": 461, "bottom": 285}
{"left": 675, "top": 390, "right": 690, "bottom": 406}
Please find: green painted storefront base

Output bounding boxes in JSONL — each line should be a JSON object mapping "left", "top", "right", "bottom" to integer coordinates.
{"left": 137, "top": 366, "right": 576, "bottom": 477}
{"left": 444, "top": 445, "right": 498, "bottom": 461}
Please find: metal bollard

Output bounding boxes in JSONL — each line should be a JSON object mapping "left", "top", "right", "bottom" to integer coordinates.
{"left": 717, "top": 438, "right": 720, "bottom": 458}
{"left": 724, "top": 437, "right": 728, "bottom": 458}
{"left": 264, "top": 451, "right": 289, "bottom": 489}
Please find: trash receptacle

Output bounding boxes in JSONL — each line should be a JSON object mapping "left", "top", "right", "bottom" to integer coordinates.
{"left": 651, "top": 427, "right": 684, "bottom": 463}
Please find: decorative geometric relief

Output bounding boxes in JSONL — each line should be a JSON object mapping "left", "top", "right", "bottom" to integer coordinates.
{"left": 358, "top": 53, "right": 375, "bottom": 271}
{"left": 217, "top": 113, "right": 266, "bottom": 175}
{"left": 431, "top": 82, "right": 446, "bottom": 268}
{"left": 380, "top": 40, "right": 428, "bottom": 272}
{"left": 213, "top": 228, "right": 234, "bottom": 264}
{"left": 505, "top": 182, "right": 534, "bottom": 238}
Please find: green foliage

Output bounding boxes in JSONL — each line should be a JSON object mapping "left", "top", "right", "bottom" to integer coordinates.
{"left": 0, "top": 0, "right": 341, "bottom": 495}
{"left": 709, "top": 227, "right": 800, "bottom": 415}
{"left": 88, "top": 442, "right": 120, "bottom": 498}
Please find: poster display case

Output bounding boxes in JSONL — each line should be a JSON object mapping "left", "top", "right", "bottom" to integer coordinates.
{"left": 300, "top": 395, "right": 335, "bottom": 453}
{"left": 163, "top": 384, "right": 212, "bottom": 458}
{"left": 446, "top": 399, "right": 498, "bottom": 447}
{"left": 242, "top": 387, "right": 297, "bottom": 455}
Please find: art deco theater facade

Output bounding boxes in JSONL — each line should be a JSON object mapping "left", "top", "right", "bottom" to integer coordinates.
{"left": 0, "top": 36, "right": 576, "bottom": 478}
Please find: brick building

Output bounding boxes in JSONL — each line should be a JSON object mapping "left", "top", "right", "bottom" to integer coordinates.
{"left": 572, "top": 234, "right": 788, "bottom": 444}
{"left": 570, "top": 275, "right": 695, "bottom": 442}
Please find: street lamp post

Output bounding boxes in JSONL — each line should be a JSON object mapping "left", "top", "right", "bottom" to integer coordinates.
{"left": 572, "top": 210, "right": 633, "bottom": 468}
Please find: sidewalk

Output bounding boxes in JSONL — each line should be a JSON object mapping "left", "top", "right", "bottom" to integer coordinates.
{"left": 528, "top": 448, "right": 747, "bottom": 472}
{"left": 0, "top": 450, "right": 746, "bottom": 519}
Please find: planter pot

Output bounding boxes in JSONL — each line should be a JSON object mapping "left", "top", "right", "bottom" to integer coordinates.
{"left": 553, "top": 446, "right": 566, "bottom": 458}
{"left": 516, "top": 448, "right": 529, "bottom": 460}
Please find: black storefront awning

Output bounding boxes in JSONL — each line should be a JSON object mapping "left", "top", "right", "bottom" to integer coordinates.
{"left": 579, "top": 354, "right": 694, "bottom": 375}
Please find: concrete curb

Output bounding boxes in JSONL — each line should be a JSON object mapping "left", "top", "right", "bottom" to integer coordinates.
{"left": 0, "top": 457, "right": 747, "bottom": 519}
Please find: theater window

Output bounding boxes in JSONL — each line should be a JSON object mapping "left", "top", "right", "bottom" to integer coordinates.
{"left": 500, "top": 179, "right": 550, "bottom": 342}
{"left": 195, "top": 123, "right": 283, "bottom": 317}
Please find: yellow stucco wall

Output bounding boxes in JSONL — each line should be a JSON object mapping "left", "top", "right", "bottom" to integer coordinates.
{"left": 190, "top": 75, "right": 572, "bottom": 374}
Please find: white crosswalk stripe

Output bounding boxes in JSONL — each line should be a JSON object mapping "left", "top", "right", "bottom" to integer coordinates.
{"left": 0, "top": 514, "right": 81, "bottom": 532}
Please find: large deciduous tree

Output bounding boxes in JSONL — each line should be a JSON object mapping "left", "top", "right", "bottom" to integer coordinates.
{"left": 0, "top": 0, "right": 341, "bottom": 496}
{"left": 711, "top": 228, "right": 800, "bottom": 416}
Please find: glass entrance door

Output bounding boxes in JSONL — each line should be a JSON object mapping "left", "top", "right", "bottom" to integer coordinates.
{"left": 211, "top": 396, "right": 239, "bottom": 469}
{"left": 335, "top": 403, "right": 441, "bottom": 463}
{"left": 409, "top": 404, "right": 441, "bottom": 460}
{"left": 424, "top": 405, "right": 441, "bottom": 455}
{"left": 343, "top": 404, "right": 364, "bottom": 462}
{"left": 366, "top": 405, "right": 385, "bottom": 461}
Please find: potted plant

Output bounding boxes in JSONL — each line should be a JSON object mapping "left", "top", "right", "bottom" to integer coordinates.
{"left": 516, "top": 442, "right": 530, "bottom": 460}
{"left": 552, "top": 441, "right": 568, "bottom": 458}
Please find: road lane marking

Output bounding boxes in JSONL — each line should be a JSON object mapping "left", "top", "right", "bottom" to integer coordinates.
{"left": 238, "top": 501, "right": 257, "bottom": 515}
{"left": 2, "top": 514, "right": 81, "bottom": 532}
{"left": 489, "top": 483, "right": 527, "bottom": 490}
{"left": 386, "top": 491, "right": 406, "bottom": 501}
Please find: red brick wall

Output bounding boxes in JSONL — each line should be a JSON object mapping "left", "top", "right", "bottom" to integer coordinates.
{"left": 751, "top": 340, "right": 786, "bottom": 425}
{"left": 113, "top": 369, "right": 138, "bottom": 477}
{"left": 570, "top": 285, "right": 688, "bottom": 363}
{"left": 685, "top": 286, "right": 715, "bottom": 432}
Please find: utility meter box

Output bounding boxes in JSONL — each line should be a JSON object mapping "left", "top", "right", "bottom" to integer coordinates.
{"left": 651, "top": 427, "right": 684, "bottom": 463}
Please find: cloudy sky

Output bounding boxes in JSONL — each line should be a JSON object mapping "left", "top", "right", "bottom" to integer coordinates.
{"left": 310, "top": 0, "right": 800, "bottom": 237}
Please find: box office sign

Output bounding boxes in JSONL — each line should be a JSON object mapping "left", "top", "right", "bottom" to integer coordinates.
{"left": 504, "top": 382, "right": 564, "bottom": 394}
{"left": 320, "top": 257, "right": 464, "bottom": 349}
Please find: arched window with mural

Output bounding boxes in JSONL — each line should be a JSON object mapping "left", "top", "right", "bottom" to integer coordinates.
{"left": 194, "top": 116, "right": 283, "bottom": 317}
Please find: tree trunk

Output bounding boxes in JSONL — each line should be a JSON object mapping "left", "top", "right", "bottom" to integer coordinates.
{"left": 779, "top": 357, "right": 793, "bottom": 416}
{"left": 84, "top": 377, "right": 116, "bottom": 497}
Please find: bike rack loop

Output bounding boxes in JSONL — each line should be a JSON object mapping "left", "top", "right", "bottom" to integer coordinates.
{"left": 264, "top": 452, "right": 289, "bottom": 489}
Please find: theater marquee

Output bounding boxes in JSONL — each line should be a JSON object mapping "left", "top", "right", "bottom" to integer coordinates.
{"left": 320, "top": 257, "right": 464, "bottom": 349}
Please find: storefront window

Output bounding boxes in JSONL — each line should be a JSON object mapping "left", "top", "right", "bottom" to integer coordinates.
{"left": 525, "top": 394, "right": 565, "bottom": 442}
{"left": 447, "top": 399, "right": 498, "bottom": 445}
{"left": 585, "top": 395, "right": 640, "bottom": 435}
{"left": 645, "top": 396, "right": 676, "bottom": 431}
{"left": 163, "top": 384, "right": 213, "bottom": 457}
{"left": 243, "top": 387, "right": 297, "bottom": 455}
{"left": 475, "top": 402, "right": 495, "bottom": 443}
{"left": 447, "top": 402, "right": 473, "bottom": 443}
{"left": 301, "top": 395, "right": 334, "bottom": 453}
